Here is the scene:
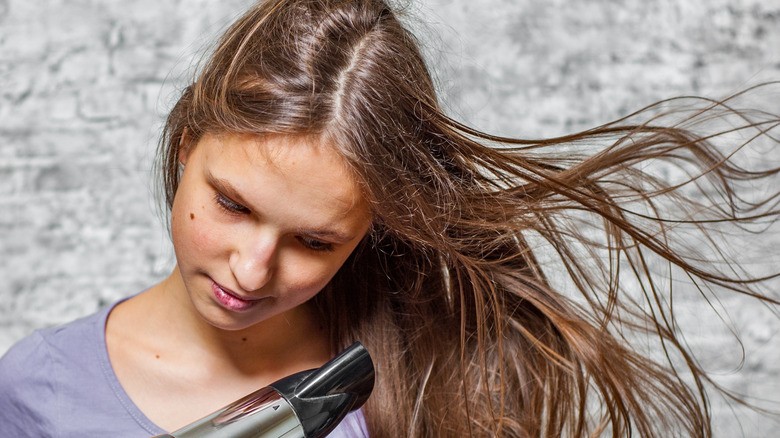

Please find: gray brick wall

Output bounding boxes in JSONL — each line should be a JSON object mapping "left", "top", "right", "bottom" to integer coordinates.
{"left": 1, "top": 0, "right": 779, "bottom": 435}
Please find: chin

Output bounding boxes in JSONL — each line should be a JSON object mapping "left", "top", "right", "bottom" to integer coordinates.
{"left": 207, "top": 314, "right": 267, "bottom": 332}
{"left": 192, "top": 299, "right": 270, "bottom": 332}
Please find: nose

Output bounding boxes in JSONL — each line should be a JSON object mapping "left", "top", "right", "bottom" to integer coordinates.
{"left": 229, "top": 230, "right": 277, "bottom": 293}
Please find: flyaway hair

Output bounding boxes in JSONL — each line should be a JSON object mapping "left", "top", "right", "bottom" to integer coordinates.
{"left": 157, "top": 0, "right": 780, "bottom": 436}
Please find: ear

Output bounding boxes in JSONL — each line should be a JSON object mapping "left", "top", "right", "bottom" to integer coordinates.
{"left": 178, "top": 127, "right": 193, "bottom": 166}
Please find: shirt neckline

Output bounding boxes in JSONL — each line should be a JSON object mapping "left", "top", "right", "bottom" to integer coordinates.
{"left": 95, "top": 296, "right": 168, "bottom": 435}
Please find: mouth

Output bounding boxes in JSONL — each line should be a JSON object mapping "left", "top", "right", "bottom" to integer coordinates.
{"left": 211, "top": 281, "right": 261, "bottom": 312}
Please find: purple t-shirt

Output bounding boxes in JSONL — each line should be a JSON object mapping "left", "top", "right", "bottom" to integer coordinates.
{"left": 0, "top": 299, "right": 368, "bottom": 437}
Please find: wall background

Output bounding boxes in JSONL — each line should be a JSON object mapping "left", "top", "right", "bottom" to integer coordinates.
{"left": 1, "top": 0, "right": 779, "bottom": 435}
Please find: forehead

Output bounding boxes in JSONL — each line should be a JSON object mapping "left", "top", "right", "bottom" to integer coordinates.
{"left": 196, "top": 132, "right": 367, "bottom": 215}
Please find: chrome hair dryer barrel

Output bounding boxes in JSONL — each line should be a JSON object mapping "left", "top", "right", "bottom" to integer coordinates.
{"left": 153, "top": 342, "right": 374, "bottom": 438}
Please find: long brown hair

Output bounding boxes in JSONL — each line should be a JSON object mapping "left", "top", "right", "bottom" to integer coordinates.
{"left": 156, "top": 0, "right": 780, "bottom": 436}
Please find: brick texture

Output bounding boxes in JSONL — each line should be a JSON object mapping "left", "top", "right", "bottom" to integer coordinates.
{"left": 1, "top": 0, "right": 779, "bottom": 435}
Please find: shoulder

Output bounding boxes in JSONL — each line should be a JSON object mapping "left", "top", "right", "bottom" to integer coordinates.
{"left": 0, "top": 309, "right": 108, "bottom": 435}
{"left": 0, "top": 329, "right": 54, "bottom": 383}
{"left": 0, "top": 330, "right": 58, "bottom": 435}
{"left": 5, "top": 309, "right": 106, "bottom": 373}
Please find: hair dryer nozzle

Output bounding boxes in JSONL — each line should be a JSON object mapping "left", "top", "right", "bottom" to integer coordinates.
{"left": 270, "top": 342, "right": 375, "bottom": 437}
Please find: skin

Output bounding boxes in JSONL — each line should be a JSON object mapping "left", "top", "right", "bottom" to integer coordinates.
{"left": 105, "top": 133, "right": 371, "bottom": 431}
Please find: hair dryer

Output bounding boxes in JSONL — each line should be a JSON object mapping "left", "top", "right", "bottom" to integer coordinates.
{"left": 153, "top": 342, "right": 374, "bottom": 438}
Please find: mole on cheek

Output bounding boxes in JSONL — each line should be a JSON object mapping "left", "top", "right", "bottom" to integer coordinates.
{"left": 190, "top": 213, "right": 195, "bottom": 220}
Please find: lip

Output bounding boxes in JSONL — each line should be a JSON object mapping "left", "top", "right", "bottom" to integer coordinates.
{"left": 211, "top": 281, "right": 261, "bottom": 312}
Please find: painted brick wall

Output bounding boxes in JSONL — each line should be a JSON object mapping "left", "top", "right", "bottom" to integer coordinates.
{"left": 1, "top": 0, "right": 778, "bottom": 435}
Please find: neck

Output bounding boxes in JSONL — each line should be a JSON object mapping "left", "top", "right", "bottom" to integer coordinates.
{"left": 141, "top": 268, "right": 331, "bottom": 378}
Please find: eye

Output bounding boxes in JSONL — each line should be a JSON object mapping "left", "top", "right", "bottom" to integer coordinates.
{"left": 214, "top": 193, "right": 251, "bottom": 215}
{"left": 297, "top": 236, "right": 335, "bottom": 253}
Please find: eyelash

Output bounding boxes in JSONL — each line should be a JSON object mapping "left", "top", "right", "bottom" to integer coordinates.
{"left": 214, "top": 193, "right": 250, "bottom": 215}
{"left": 297, "top": 236, "right": 335, "bottom": 253}
{"left": 213, "top": 192, "right": 335, "bottom": 253}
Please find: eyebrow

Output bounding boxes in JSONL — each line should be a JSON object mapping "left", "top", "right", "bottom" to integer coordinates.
{"left": 205, "top": 171, "right": 358, "bottom": 243}
{"left": 207, "top": 172, "right": 252, "bottom": 209}
{"left": 301, "top": 228, "right": 356, "bottom": 243}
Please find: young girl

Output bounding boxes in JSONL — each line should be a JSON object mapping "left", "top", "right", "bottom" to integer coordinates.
{"left": 1, "top": 0, "right": 779, "bottom": 436}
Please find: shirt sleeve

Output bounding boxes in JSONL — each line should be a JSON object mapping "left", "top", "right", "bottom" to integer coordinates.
{"left": 0, "top": 332, "right": 58, "bottom": 437}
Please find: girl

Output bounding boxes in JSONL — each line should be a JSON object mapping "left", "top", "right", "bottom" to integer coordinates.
{"left": 1, "top": 0, "right": 779, "bottom": 436}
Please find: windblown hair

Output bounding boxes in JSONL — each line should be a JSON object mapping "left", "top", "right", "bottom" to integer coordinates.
{"left": 157, "top": 0, "right": 780, "bottom": 436}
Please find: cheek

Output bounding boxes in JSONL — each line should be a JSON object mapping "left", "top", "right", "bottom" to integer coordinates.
{"left": 278, "top": 261, "right": 328, "bottom": 294}
{"left": 275, "top": 255, "right": 346, "bottom": 302}
{"left": 171, "top": 198, "right": 221, "bottom": 261}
